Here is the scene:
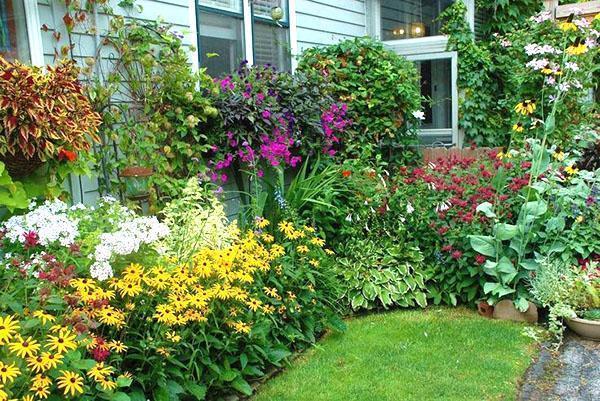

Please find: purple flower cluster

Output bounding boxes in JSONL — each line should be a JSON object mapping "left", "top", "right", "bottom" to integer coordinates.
{"left": 207, "top": 62, "right": 351, "bottom": 184}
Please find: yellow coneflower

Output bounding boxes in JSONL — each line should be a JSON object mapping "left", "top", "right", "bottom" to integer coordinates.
{"left": 0, "top": 315, "right": 19, "bottom": 345}
{"left": 46, "top": 330, "right": 78, "bottom": 354}
{"left": 9, "top": 335, "right": 40, "bottom": 358}
{"left": 56, "top": 371, "right": 84, "bottom": 397}
{"left": 566, "top": 44, "right": 588, "bottom": 56}
{"left": 565, "top": 164, "right": 579, "bottom": 175}
{"left": 0, "top": 361, "right": 20, "bottom": 384}
{"left": 32, "top": 311, "right": 56, "bottom": 326}
{"left": 26, "top": 355, "right": 50, "bottom": 373}
{"left": 109, "top": 340, "right": 128, "bottom": 353}
{"left": 87, "top": 362, "right": 114, "bottom": 381}
{"left": 296, "top": 245, "right": 309, "bottom": 254}
{"left": 512, "top": 122, "right": 525, "bottom": 132}
{"left": 559, "top": 21, "right": 577, "bottom": 31}
{"left": 514, "top": 100, "right": 536, "bottom": 115}
{"left": 41, "top": 352, "right": 63, "bottom": 370}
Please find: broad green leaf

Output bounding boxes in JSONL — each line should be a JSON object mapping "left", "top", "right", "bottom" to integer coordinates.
{"left": 231, "top": 377, "right": 253, "bottom": 396}
{"left": 476, "top": 202, "right": 496, "bottom": 218}
{"left": 469, "top": 235, "right": 497, "bottom": 257}
{"left": 414, "top": 291, "right": 427, "bottom": 308}
{"left": 495, "top": 223, "right": 518, "bottom": 241}
{"left": 184, "top": 382, "right": 207, "bottom": 400}
{"left": 483, "top": 282, "right": 499, "bottom": 294}
{"left": 514, "top": 297, "right": 530, "bottom": 312}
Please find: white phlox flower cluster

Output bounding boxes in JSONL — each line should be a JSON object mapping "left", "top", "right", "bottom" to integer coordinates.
{"left": 90, "top": 216, "right": 169, "bottom": 281}
{"left": 2, "top": 200, "right": 79, "bottom": 247}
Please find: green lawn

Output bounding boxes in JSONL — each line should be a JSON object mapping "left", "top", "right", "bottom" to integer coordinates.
{"left": 253, "top": 308, "right": 537, "bottom": 401}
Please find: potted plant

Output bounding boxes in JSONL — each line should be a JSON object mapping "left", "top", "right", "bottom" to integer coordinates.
{"left": 530, "top": 259, "right": 600, "bottom": 343}
{"left": 0, "top": 57, "right": 101, "bottom": 179}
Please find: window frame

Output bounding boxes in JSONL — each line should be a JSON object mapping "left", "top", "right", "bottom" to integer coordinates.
{"left": 1, "top": 1, "right": 43, "bottom": 65}
{"left": 368, "top": 0, "right": 472, "bottom": 146}
{"left": 405, "top": 51, "right": 459, "bottom": 147}
{"left": 195, "top": 0, "right": 294, "bottom": 72}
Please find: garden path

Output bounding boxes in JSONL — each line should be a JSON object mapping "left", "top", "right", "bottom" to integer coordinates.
{"left": 519, "top": 334, "right": 600, "bottom": 401}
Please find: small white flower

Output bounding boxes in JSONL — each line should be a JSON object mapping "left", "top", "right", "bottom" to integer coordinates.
{"left": 412, "top": 110, "right": 426, "bottom": 120}
{"left": 406, "top": 202, "right": 415, "bottom": 214}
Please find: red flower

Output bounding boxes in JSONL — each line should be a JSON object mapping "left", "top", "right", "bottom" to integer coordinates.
{"left": 441, "top": 244, "right": 453, "bottom": 252}
{"left": 475, "top": 255, "right": 486, "bottom": 265}
{"left": 437, "top": 226, "right": 449, "bottom": 235}
{"left": 58, "top": 148, "right": 77, "bottom": 162}
{"left": 23, "top": 231, "right": 39, "bottom": 249}
{"left": 451, "top": 250, "right": 463, "bottom": 260}
{"left": 341, "top": 170, "right": 352, "bottom": 178}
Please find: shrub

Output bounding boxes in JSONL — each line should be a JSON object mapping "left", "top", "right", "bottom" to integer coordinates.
{"left": 0, "top": 198, "right": 342, "bottom": 399}
{"left": 206, "top": 63, "right": 350, "bottom": 188}
{"left": 89, "top": 19, "right": 218, "bottom": 202}
{"left": 298, "top": 37, "right": 422, "bottom": 162}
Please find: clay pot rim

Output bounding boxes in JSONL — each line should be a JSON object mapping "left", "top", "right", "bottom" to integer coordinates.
{"left": 120, "top": 166, "right": 153, "bottom": 178}
{"left": 568, "top": 317, "right": 600, "bottom": 326}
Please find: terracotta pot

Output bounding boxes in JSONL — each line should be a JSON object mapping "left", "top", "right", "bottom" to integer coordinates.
{"left": 566, "top": 317, "right": 600, "bottom": 341}
{"left": 492, "top": 299, "right": 538, "bottom": 323}
{"left": 120, "top": 166, "right": 153, "bottom": 198}
{"left": 477, "top": 301, "right": 494, "bottom": 318}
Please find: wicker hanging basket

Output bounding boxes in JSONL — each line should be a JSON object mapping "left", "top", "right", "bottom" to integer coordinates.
{"left": 0, "top": 150, "right": 44, "bottom": 179}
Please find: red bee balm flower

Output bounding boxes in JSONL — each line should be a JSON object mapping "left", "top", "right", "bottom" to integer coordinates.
{"left": 475, "top": 255, "right": 486, "bottom": 265}
{"left": 58, "top": 149, "right": 77, "bottom": 162}
{"left": 451, "top": 250, "right": 463, "bottom": 260}
{"left": 23, "top": 231, "right": 39, "bottom": 249}
{"left": 341, "top": 170, "right": 352, "bottom": 178}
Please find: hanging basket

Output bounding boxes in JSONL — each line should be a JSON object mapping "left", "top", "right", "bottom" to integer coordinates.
{"left": 0, "top": 151, "right": 44, "bottom": 179}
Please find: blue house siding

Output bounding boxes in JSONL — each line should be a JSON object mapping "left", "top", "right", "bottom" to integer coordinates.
{"left": 36, "top": 0, "right": 196, "bottom": 204}
{"left": 295, "top": 0, "right": 367, "bottom": 51}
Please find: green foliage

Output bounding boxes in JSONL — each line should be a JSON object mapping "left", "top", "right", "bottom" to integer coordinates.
{"left": 254, "top": 308, "right": 537, "bottom": 401}
{"left": 475, "top": 0, "right": 542, "bottom": 37}
{"left": 298, "top": 37, "right": 422, "bottom": 163}
{"left": 441, "top": 2, "right": 599, "bottom": 147}
{"left": 440, "top": 1, "right": 508, "bottom": 147}
{"left": 530, "top": 259, "right": 599, "bottom": 344}
{"left": 155, "top": 179, "right": 238, "bottom": 261}
{"left": 337, "top": 237, "right": 427, "bottom": 311}
{"left": 88, "top": 17, "right": 217, "bottom": 204}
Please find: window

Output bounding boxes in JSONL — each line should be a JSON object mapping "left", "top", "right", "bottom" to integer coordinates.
{"left": 252, "top": 0, "right": 291, "bottom": 70}
{"left": 196, "top": 0, "right": 291, "bottom": 76}
{"left": 380, "top": 0, "right": 454, "bottom": 41}
{"left": 197, "top": 0, "right": 245, "bottom": 77}
{"left": 0, "top": 0, "right": 31, "bottom": 62}
{"left": 407, "top": 53, "right": 458, "bottom": 146}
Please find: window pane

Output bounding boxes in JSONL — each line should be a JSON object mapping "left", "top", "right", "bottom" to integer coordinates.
{"left": 253, "top": 21, "right": 290, "bottom": 71}
{"left": 198, "top": 12, "right": 244, "bottom": 77}
{"left": 0, "top": 0, "right": 30, "bottom": 62}
{"left": 415, "top": 59, "right": 452, "bottom": 129}
{"left": 198, "top": 0, "right": 242, "bottom": 14}
{"left": 381, "top": 0, "right": 453, "bottom": 41}
{"left": 253, "top": 0, "right": 288, "bottom": 23}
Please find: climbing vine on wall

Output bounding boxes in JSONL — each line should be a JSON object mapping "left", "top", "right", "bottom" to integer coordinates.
{"left": 439, "top": 1, "right": 509, "bottom": 147}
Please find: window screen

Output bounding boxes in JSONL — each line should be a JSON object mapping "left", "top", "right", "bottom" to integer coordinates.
{"left": 0, "top": 0, "right": 30, "bottom": 62}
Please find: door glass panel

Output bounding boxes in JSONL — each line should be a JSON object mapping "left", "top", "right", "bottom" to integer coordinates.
{"left": 415, "top": 58, "right": 452, "bottom": 130}
{"left": 0, "top": 0, "right": 30, "bottom": 62}
{"left": 381, "top": 0, "right": 453, "bottom": 41}
{"left": 198, "top": 12, "right": 244, "bottom": 76}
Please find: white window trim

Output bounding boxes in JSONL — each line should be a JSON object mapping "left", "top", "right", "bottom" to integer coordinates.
{"left": 405, "top": 51, "right": 459, "bottom": 147}
{"left": 188, "top": 0, "right": 200, "bottom": 71}
{"left": 289, "top": 0, "right": 298, "bottom": 71}
{"left": 23, "top": 1, "right": 44, "bottom": 66}
{"left": 242, "top": 0, "right": 254, "bottom": 65}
